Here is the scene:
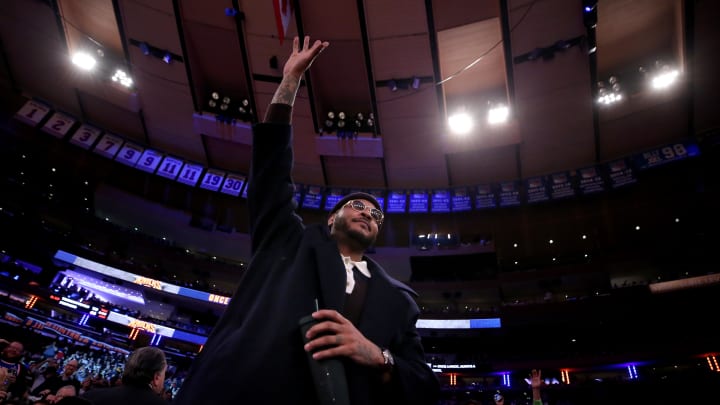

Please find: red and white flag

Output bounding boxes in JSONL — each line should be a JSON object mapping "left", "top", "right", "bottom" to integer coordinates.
{"left": 273, "top": 0, "right": 294, "bottom": 45}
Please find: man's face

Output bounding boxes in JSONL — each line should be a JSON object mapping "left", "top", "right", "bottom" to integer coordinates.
{"left": 1, "top": 342, "right": 23, "bottom": 361}
{"left": 328, "top": 199, "right": 380, "bottom": 248}
{"left": 63, "top": 360, "right": 79, "bottom": 376}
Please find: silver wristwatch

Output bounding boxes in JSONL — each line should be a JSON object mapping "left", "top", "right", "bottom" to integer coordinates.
{"left": 381, "top": 348, "right": 395, "bottom": 368}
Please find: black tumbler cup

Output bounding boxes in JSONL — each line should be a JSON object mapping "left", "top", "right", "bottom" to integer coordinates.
{"left": 299, "top": 314, "right": 350, "bottom": 405}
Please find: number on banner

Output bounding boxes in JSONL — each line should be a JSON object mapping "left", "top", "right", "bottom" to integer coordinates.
{"left": 661, "top": 144, "right": 687, "bottom": 160}
{"left": 177, "top": 163, "right": 204, "bottom": 187}
{"left": 14, "top": 99, "right": 51, "bottom": 127}
{"left": 93, "top": 133, "right": 125, "bottom": 159}
{"left": 199, "top": 170, "right": 226, "bottom": 191}
{"left": 41, "top": 112, "right": 76, "bottom": 139}
{"left": 115, "top": 143, "right": 144, "bottom": 166}
{"left": 156, "top": 156, "right": 184, "bottom": 180}
{"left": 136, "top": 149, "right": 163, "bottom": 173}
{"left": 220, "top": 173, "right": 246, "bottom": 197}
{"left": 70, "top": 124, "right": 102, "bottom": 149}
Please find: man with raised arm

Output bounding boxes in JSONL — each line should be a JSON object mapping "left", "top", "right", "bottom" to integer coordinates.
{"left": 174, "top": 36, "right": 439, "bottom": 405}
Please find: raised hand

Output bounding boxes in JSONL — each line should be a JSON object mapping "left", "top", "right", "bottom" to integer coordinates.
{"left": 270, "top": 36, "right": 329, "bottom": 108}
{"left": 283, "top": 36, "right": 329, "bottom": 83}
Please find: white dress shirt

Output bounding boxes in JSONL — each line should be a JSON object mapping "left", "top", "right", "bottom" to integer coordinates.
{"left": 341, "top": 255, "right": 371, "bottom": 294}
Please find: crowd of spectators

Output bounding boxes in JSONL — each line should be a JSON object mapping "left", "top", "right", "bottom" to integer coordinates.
{"left": 0, "top": 328, "right": 186, "bottom": 405}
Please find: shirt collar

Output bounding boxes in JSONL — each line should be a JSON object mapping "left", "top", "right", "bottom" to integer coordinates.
{"left": 341, "top": 255, "right": 371, "bottom": 278}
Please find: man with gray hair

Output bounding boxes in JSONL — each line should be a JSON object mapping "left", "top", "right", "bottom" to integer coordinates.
{"left": 82, "top": 347, "right": 167, "bottom": 405}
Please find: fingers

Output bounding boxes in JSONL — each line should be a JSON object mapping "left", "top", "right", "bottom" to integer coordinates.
{"left": 292, "top": 36, "right": 299, "bottom": 53}
{"left": 303, "top": 35, "right": 310, "bottom": 51}
{"left": 312, "top": 309, "right": 345, "bottom": 322}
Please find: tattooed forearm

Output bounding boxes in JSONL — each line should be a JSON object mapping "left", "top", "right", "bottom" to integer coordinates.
{"left": 271, "top": 75, "right": 301, "bottom": 106}
{"left": 359, "top": 344, "right": 381, "bottom": 367}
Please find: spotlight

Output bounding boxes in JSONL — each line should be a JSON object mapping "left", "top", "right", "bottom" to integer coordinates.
{"left": 139, "top": 42, "right": 150, "bottom": 56}
{"left": 651, "top": 68, "right": 679, "bottom": 90}
{"left": 387, "top": 80, "right": 398, "bottom": 92}
{"left": 411, "top": 76, "right": 421, "bottom": 89}
{"left": 71, "top": 51, "right": 97, "bottom": 71}
{"left": 487, "top": 105, "right": 509, "bottom": 125}
{"left": 211, "top": 92, "right": 219, "bottom": 100}
{"left": 448, "top": 112, "right": 473, "bottom": 135}
{"left": 162, "top": 52, "right": 172, "bottom": 64}
{"left": 111, "top": 69, "right": 134, "bottom": 88}
{"left": 224, "top": 7, "right": 238, "bottom": 17}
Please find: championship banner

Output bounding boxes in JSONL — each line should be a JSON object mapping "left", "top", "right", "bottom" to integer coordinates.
{"left": 576, "top": 165, "right": 606, "bottom": 195}
{"left": 431, "top": 189, "right": 451, "bottom": 213}
{"left": 548, "top": 171, "right": 576, "bottom": 200}
{"left": 302, "top": 185, "right": 323, "bottom": 209}
{"left": 408, "top": 189, "right": 429, "bottom": 213}
{"left": 324, "top": 187, "right": 346, "bottom": 211}
{"left": 474, "top": 184, "right": 498, "bottom": 209}
{"left": 451, "top": 187, "right": 472, "bottom": 212}
{"left": 366, "top": 189, "right": 386, "bottom": 211}
{"left": 292, "top": 183, "right": 304, "bottom": 206}
{"left": 606, "top": 158, "right": 636, "bottom": 188}
{"left": 524, "top": 176, "right": 550, "bottom": 204}
{"left": 386, "top": 190, "right": 407, "bottom": 214}
{"left": 498, "top": 181, "right": 521, "bottom": 207}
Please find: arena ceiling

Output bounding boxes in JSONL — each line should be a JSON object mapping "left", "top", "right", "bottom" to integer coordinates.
{"left": 0, "top": 0, "right": 697, "bottom": 191}
{"left": 1, "top": 0, "right": 719, "bottom": 271}
{"left": 2, "top": 0, "right": 720, "bottom": 371}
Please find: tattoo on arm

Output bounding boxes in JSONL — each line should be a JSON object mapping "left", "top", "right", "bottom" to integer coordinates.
{"left": 359, "top": 344, "right": 379, "bottom": 366}
{"left": 271, "top": 76, "right": 301, "bottom": 106}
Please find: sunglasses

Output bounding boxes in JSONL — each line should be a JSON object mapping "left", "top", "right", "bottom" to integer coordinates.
{"left": 344, "top": 200, "right": 384, "bottom": 225}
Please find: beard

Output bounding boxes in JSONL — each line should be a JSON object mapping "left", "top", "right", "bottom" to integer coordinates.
{"left": 331, "top": 215, "right": 376, "bottom": 249}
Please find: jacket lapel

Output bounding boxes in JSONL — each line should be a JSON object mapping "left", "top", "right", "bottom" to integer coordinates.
{"left": 313, "top": 238, "right": 346, "bottom": 311}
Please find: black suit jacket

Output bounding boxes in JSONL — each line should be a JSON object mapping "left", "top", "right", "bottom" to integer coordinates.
{"left": 82, "top": 385, "right": 166, "bottom": 405}
{"left": 174, "top": 122, "right": 439, "bottom": 405}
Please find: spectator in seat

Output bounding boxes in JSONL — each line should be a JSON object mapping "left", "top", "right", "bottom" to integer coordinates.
{"left": 81, "top": 347, "right": 166, "bottom": 405}
{"left": 0, "top": 340, "right": 28, "bottom": 401}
